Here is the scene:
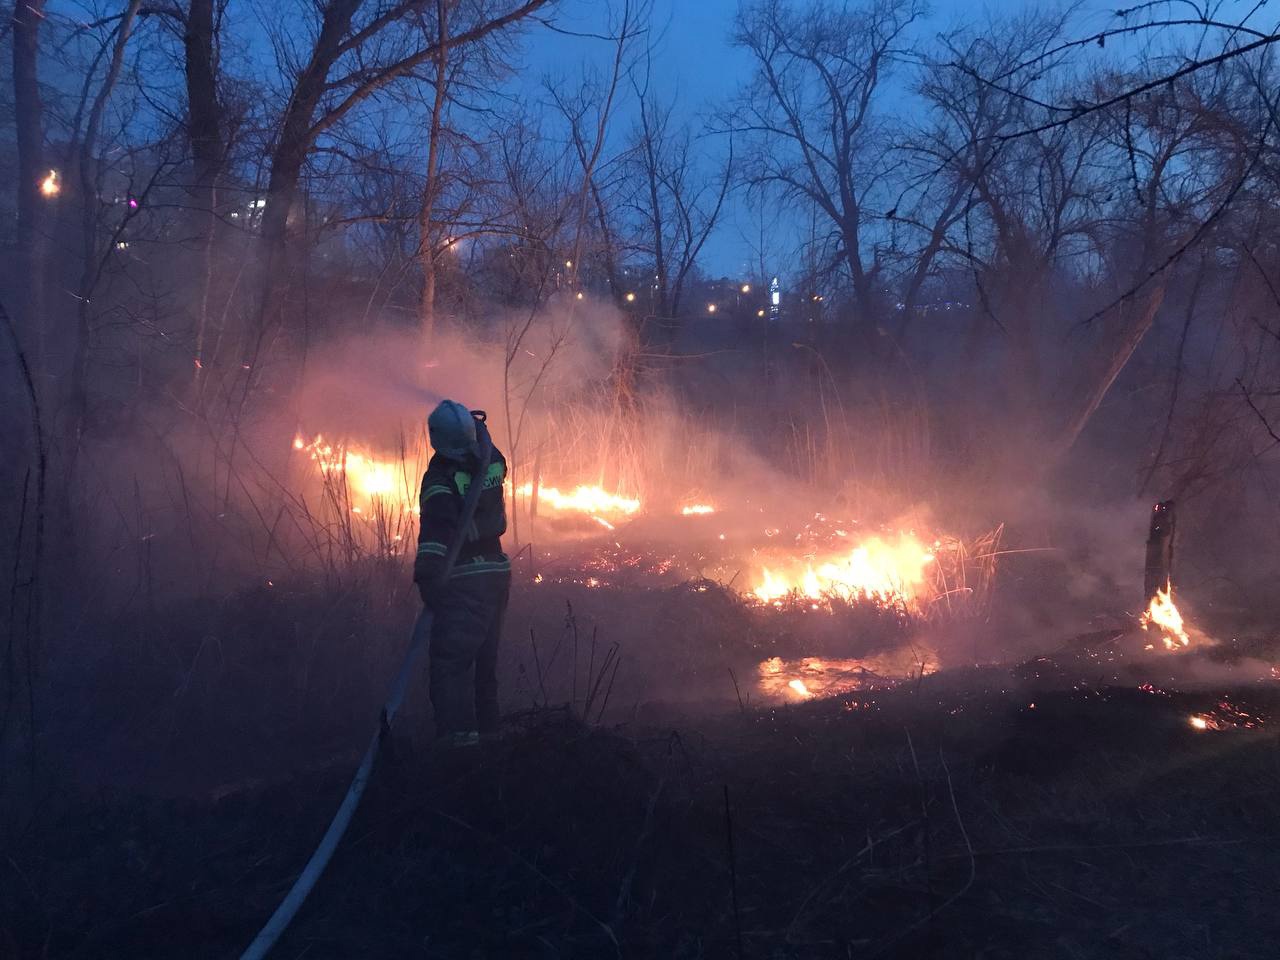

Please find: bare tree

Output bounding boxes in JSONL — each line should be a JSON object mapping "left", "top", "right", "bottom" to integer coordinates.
{"left": 921, "top": 17, "right": 1106, "bottom": 425}
{"left": 417, "top": 0, "right": 453, "bottom": 341}
{"left": 1049, "top": 69, "right": 1263, "bottom": 462}
{"left": 68, "top": 0, "right": 147, "bottom": 442}
{"left": 184, "top": 0, "right": 226, "bottom": 388}
{"left": 732, "top": 0, "right": 926, "bottom": 329}
{"left": 253, "top": 0, "right": 551, "bottom": 341}
{"left": 10, "top": 1, "right": 49, "bottom": 368}
{"left": 625, "top": 85, "right": 733, "bottom": 348}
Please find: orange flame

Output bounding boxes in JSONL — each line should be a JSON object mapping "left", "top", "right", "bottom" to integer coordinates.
{"left": 293, "top": 434, "right": 415, "bottom": 514}
{"left": 517, "top": 482, "right": 640, "bottom": 517}
{"left": 681, "top": 504, "right": 715, "bottom": 516}
{"left": 751, "top": 534, "right": 934, "bottom": 610}
{"left": 1140, "top": 585, "right": 1190, "bottom": 650}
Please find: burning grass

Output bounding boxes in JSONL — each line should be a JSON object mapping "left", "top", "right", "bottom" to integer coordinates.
{"left": 283, "top": 425, "right": 1000, "bottom": 625}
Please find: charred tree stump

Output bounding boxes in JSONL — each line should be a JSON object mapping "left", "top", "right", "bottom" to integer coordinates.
{"left": 1144, "top": 500, "right": 1176, "bottom": 606}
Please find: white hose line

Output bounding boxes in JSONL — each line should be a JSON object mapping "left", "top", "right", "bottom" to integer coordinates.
{"left": 238, "top": 608, "right": 432, "bottom": 960}
{"left": 239, "top": 423, "right": 494, "bottom": 960}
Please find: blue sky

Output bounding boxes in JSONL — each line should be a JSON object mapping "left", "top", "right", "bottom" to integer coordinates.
{"left": 521, "top": 0, "right": 1273, "bottom": 277}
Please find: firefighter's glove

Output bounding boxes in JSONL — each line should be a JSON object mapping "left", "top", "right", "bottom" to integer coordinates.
{"left": 414, "top": 553, "right": 447, "bottom": 606}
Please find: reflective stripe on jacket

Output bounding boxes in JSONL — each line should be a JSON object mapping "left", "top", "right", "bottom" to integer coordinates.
{"left": 414, "top": 448, "right": 509, "bottom": 587}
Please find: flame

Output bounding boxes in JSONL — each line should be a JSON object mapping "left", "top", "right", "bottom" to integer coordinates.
{"left": 681, "top": 504, "right": 715, "bottom": 516}
{"left": 751, "top": 534, "right": 934, "bottom": 610}
{"left": 517, "top": 482, "right": 640, "bottom": 517}
{"left": 40, "top": 170, "right": 60, "bottom": 197}
{"left": 788, "top": 678, "right": 813, "bottom": 698}
{"left": 293, "top": 434, "right": 415, "bottom": 513}
{"left": 759, "top": 651, "right": 937, "bottom": 701}
{"left": 1140, "top": 585, "right": 1190, "bottom": 650}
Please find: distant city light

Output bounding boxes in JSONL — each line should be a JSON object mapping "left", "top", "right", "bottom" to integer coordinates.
{"left": 707, "top": 303, "right": 717, "bottom": 313}
{"left": 740, "top": 283, "right": 751, "bottom": 294}
{"left": 575, "top": 291, "right": 585, "bottom": 300}
{"left": 40, "top": 170, "right": 60, "bottom": 198}
{"left": 625, "top": 292, "right": 636, "bottom": 302}
{"left": 564, "top": 259, "right": 573, "bottom": 268}
{"left": 757, "top": 309, "right": 765, "bottom": 317}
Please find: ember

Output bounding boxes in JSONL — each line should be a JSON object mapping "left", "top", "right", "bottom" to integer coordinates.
{"left": 758, "top": 650, "right": 937, "bottom": 701}
{"left": 1188, "top": 699, "right": 1265, "bottom": 731}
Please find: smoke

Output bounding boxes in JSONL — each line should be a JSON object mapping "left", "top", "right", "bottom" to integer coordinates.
{"left": 291, "top": 298, "right": 631, "bottom": 448}
{"left": 22, "top": 275, "right": 1276, "bottom": 686}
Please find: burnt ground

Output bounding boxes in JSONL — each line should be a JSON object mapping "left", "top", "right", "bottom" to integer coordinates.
{"left": 4, "top": 575, "right": 1280, "bottom": 959}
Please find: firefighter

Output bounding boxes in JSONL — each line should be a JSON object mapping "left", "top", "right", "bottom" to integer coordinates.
{"left": 414, "top": 400, "right": 511, "bottom": 746}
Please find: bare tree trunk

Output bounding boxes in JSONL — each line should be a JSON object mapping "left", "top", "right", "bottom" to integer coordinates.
{"left": 11, "top": 1, "right": 48, "bottom": 371}
{"left": 69, "top": 0, "right": 145, "bottom": 444}
{"left": 637, "top": 97, "right": 669, "bottom": 324}
{"left": 588, "top": 178, "right": 623, "bottom": 303}
{"left": 254, "top": 0, "right": 363, "bottom": 353}
{"left": 1048, "top": 284, "right": 1166, "bottom": 463}
{"left": 185, "top": 0, "right": 224, "bottom": 393}
{"left": 418, "top": 0, "right": 451, "bottom": 343}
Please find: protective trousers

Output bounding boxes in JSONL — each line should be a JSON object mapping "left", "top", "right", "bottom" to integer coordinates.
{"left": 427, "top": 569, "right": 511, "bottom": 736}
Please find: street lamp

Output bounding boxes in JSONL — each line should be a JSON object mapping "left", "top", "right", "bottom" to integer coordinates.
{"left": 40, "top": 170, "right": 60, "bottom": 198}
{"left": 707, "top": 303, "right": 717, "bottom": 314}
{"left": 740, "top": 284, "right": 751, "bottom": 294}
{"left": 625, "top": 292, "right": 636, "bottom": 302}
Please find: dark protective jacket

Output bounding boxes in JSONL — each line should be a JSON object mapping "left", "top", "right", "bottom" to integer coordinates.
{"left": 413, "top": 447, "right": 510, "bottom": 593}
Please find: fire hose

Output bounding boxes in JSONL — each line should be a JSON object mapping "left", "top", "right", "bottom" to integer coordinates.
{"left": 238, "top": 412, "right": 495, "bottom": 960}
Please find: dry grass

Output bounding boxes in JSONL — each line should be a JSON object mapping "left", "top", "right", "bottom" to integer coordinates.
{"left": 8, "top": 652, "right": 1280, "bottom": 959}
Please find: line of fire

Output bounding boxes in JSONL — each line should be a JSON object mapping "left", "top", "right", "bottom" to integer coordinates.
{"left": 5, "top": 2, "right": 1280, "bottom": 957}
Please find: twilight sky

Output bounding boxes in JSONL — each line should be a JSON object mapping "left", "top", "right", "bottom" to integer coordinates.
{"left": 519, "top": 0, "right": 1269, "bottom": 277}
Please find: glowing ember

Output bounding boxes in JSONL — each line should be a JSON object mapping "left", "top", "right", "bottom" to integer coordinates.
{"left": 751, "top": 534, "right": 934, "bottom": 610}
{"left": 788, "top": 678, "right": 813, "bottom": 698}
{"left": 681, "top": 504, "right": 715, "bottom": 516}
{"left": 1187, "top": 699, "right": 1264, "bottom": 731}
{"left": 759, "top": 650, "right": 936, "bottom": 701}
{"left": 517, "top": 482, "right": 640, "bottom": 517}
{"left": 1140, "top": 585, "right": 1191, "bottom": 650}
{"left": 293, "top": 434, "right": 415, "bottom": 513}
{"left": 40, "top": 170, "right": 60, "bottom": 197}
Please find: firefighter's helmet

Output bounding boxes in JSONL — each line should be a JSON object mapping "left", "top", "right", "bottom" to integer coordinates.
{"left": 428, "top": 399, "right": 477, "bottom": 460}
